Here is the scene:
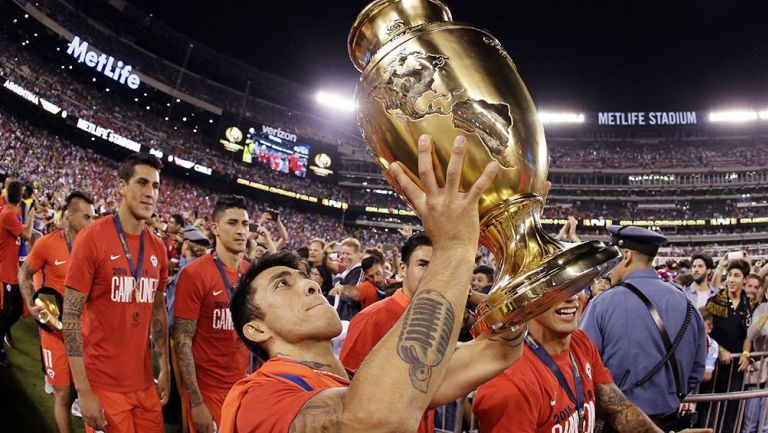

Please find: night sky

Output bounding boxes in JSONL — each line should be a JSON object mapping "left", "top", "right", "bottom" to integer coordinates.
{"left": 126, "top": 0, "right": 768, "bottom": 112}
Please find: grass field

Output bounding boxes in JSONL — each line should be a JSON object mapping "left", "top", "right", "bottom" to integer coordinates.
{"left": 0, "top": 317, "right": 181, "bottom": 433}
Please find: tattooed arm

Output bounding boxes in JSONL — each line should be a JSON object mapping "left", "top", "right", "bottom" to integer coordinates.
{"left": 152, "top": 292, "right": 170, "bottom": 405}
{"left": 18, "top": 261, "right": 43, "bottom": 318}
{"left": 288, "top": 135, "right": 497, "bottom": 432}
{"left": 175, "top": 318, "right": 215, "bottom": 433}
{"left": 596, "top": 383, "right": 662, "bottom": 433}
{"left": 63, "top": 287, "right": 107, "bottom": 431}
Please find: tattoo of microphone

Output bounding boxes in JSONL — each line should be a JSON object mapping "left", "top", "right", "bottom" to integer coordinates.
{"left": 397, "top": 289, "right": 456, "bottom": 393}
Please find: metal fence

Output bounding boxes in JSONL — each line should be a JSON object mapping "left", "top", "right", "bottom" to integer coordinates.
{"left": 434, "top": 351, "right": 768, "bottom": 433}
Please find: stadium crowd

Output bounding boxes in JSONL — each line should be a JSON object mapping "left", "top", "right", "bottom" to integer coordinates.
{"left": 0, "top": 135, "right": 766, "bottom": 433}
{"left": 1, "top": 3, "right": 768, "bottom": 433}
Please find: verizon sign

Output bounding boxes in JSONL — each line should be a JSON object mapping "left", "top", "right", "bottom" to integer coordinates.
{"left": 66, "top": 36, "right": 141, "bottom": 89}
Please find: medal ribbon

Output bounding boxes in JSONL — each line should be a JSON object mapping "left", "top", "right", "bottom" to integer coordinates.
{"left": 526, "top": 334, "right": 585, "bottom": 432}
{"left": 113, "top": 213, "right": 145, "bottom": 303}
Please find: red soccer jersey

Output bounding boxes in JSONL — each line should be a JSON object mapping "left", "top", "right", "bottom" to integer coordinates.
{"left": 354, "top": 280, "right": 380, "bottom": 311}
{"left": 339, "top": 289, "right": 434, "bottom": 433}
{"left": 65, "top": 215, "right": 169, "bottom": 393}
{"left": 220, "top": 357, "right": 351, "bottom": 433}
{"left": 174, "top": 254, "right": 251, "bottom": 392}
{"left": 164, "top": 235, "right": 179, "bottom": 262}
{"left": 0, "top": 206, "right": 23, "bottom": 284}
{"left": 26, "top": 229, "right": 70, "bottom": 294}
{"left": 473, "top": 330, "right": 614, "bottom": 433}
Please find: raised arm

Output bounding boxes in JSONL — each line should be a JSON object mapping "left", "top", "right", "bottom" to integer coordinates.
{"left": 289, "top": 135, "right": 498, "bottom": 432}
{"left": 274, "top": 217, "right": 289, "bottom": 251}
{"left": 63, "top": 287, "right": 107, "bottom": 431}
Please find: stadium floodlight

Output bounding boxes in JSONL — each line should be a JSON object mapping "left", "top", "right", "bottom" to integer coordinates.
{"left": 708, "top": 110, "right": 758, "bottom": 122}
{"left": 316, "top": 90, "right": 356, "bottom": 112}
{"left": 538, "top": 112, "right": 585, "bottom": 124}
{"left": 759, "top": 110, "right": 768, "bottom": 120}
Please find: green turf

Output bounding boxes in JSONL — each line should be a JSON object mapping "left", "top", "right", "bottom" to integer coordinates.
{"left": 0, "top": 317, "right": 181, "bottom": 433}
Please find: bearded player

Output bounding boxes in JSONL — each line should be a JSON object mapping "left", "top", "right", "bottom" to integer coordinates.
{"left": 62, "top": 153, "right": 170, "bottom": 433}
{"left": 19, "top": 191, "right": 96, "bottom": 433}
{"left": 173, "top": 195, "right": 252, "bottom": 433}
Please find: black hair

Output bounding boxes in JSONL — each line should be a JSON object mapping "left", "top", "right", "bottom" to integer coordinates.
{"left": 296, "top": 246, "right": 309, "bottom": 259}
{"left": 361, "top": 255, "right": 383, "bottom": 273}
{"left": 6, "top": 181, "right": 22, "bottom": 205}
{"left": 212, "top": 194, "right": 248, "bottom": 222}
{"left": 170, "top": 213, "right": 184, "bottom": 226}
{"left": 727, "top": 259, "right": 751, "bottom": 279}
{"left": 473, "top": 265, "right": 495, "bottom": 282}
{"left": 364, "top": 248, "right": 386, "bottom": 265}
{"left": 22, "top": 182, "right": 34, "bottom": 199}
{"left": 230, "top": 250, "right": 301, "bottom": 361}
{"left": 401, "top": 232, "right": 432, "bottom": 265}
{"left": 117, "top": 153, "right": 163, "bottom": 182}
{"left": 64, "top": 191, "right": 94, "bottom": 211}
{"left": 313, "top": 265, "right": 334, "bottom": 294}
{"left": 691, "top": 253, "right": 714, "bottom": 270}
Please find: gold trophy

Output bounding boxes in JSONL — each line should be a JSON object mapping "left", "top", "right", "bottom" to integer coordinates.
{"left": 34, "top": 292, "right": 63, "bottom": 331}
{"left": 349, "top": 0, "right": 622, "bottom": 336}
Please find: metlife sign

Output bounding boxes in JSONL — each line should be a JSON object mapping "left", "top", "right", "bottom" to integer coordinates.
{"left": 66, "top": 36, "right": 141, "bottom": 89}
{"left": 597, "top": 111, "right": 697, "bottom": 126}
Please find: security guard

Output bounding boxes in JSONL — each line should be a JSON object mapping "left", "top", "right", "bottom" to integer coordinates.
{"left": 580, "top": 226, "right": 706, "bottom": 431}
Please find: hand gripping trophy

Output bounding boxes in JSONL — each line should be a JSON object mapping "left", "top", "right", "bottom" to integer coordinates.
{"left": 349, "top": 0, "right": 622, "bottom": 336}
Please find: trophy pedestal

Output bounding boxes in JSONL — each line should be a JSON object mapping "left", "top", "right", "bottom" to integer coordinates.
{"left": 471, "top": 194, "right": 622, "bottom": 336}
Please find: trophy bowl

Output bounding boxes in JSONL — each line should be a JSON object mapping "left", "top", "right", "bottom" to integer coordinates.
{"left": 349, "top": 0, "right": 622, "bottom": 336}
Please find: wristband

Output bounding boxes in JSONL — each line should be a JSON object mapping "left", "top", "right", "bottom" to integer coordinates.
{"left": 743, "top": 351, "right": 751, "bottom": 358}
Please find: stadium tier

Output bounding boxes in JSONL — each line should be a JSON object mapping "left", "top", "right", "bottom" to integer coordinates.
{"left": 2, "top": 2, "right": 768, "bottom": 433}
{"left": 1, "top": 0, "right": 768, "bottom": 255}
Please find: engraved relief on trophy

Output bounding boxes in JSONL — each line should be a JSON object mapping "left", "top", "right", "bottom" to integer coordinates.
{"left": 451, "top": 99, "right": 517, "bottom": 169}
{"left": 385, "top": 18, "right": 406, "bottom": 36}
{"left": 368, "top": 48, "right": 517, "bottom": 169}
{"left": 369, "top": 50, "right": 453, "bottom": 121}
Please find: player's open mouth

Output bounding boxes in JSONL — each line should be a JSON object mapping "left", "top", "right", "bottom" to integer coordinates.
{"left": 555, "top": 306, "right": 578, "bottom": 318}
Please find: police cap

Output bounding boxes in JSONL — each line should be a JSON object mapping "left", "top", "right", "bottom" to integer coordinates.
{"left": 607, "top": 225, "right": 667, "bottom": 257}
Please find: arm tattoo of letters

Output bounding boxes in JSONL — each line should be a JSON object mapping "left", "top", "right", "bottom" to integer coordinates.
{"left": 396, "top": 289, "right": 455, "bottom": 393}
{"left": 596, "top": 383, "right": 660, "bottom": 433}
{"left": 174, "top": 319, "right": 203, "bottom": 406}
{"left": 289, "top": 389, "right": 346, "bottom": 433}
{"left": 62, "top": 288, "right": 86, "bottom": 357}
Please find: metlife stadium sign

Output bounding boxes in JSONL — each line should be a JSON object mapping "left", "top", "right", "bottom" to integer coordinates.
{"left": 597, "top": 111, "right": 697, "bottom": 126}
{"left": 66, "top": 36, "right": 141, "bottom": 89}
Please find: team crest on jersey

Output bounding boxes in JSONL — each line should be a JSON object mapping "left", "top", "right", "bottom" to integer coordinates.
{"left": 150, "top": 255, "right": 158, "bottom": 267}
{"left": 585, "top": 362, "right": 592, "bottom": 380}
{"left": 47, "top": 368, "right": 55, "bottom": 379}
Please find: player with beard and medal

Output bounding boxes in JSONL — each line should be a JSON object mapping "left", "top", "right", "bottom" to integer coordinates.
{"left": 18, "top": 191, "right": 96, "bottom": 433}
{"left": 62, "top": 153, "right": 170, "bottom": 433}
{"left": 173, "top": 195, "right": 252, "bottom": 433}
{"left": 219, "top": 135, "right": 528, "bottom": 433}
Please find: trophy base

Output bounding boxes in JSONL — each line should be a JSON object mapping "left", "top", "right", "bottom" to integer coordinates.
{"left": 470, "top": 196, "right": 622, "bottom": 337}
